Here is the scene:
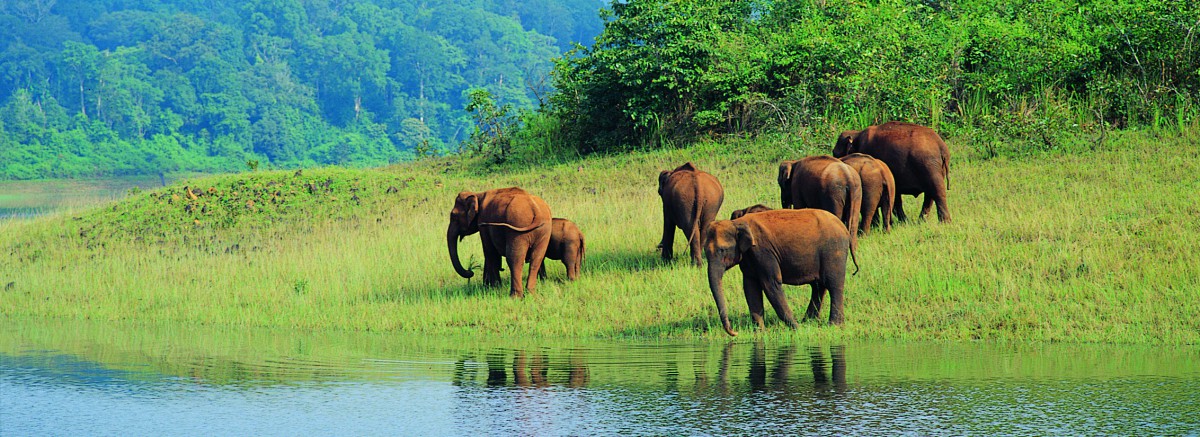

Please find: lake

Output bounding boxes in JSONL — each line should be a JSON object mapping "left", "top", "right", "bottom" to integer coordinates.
{"left": 0, "top": 175, "right": 178, "bottom": 220}
{"left": 1, "top": 319, "right": 1198, "bottom": 435}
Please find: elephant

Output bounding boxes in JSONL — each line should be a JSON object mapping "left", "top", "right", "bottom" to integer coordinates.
{"left": 778, "top": 155, "right": 862, "bottom": 250}
{"left": 704, "top": 208, "right": 858, "bottom": 336}
{"left": 833, "top": 121, "right": 951, "bottom": 223}
{"left": 659, "top": 162, "right": 725, "bottom": 265}
{"left": 538, "top": 218, "right": 585, "bottom": 281}
{"left": 447, "top": 187, "right": 551, "bottom": 298}
{"left": 839, "top": 153, "right": 896, "bottom": 234}
{"left": 730, "top": 204, "right": 772, "bottom": 220}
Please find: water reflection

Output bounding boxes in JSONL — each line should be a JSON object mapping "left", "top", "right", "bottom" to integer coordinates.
{"left": 3, "top": 320, "right": 1199, "bottom": 435}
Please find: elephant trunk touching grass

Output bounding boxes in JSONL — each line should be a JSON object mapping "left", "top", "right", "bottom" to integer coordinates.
{"left": 445, "top": 187, "right": 551, "bottom": 297}
{"left": 707, "top": 257, "right": 739, "bottom": 337}
{"left": 447, "top": 223, "right": 475, "bottom": 279}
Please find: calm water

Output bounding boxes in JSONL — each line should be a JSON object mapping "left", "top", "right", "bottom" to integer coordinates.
{"left": 0, "top": 175, "right": 175, "bottom": 220}
{"left": 2, "top": 320, "right": 1198, "bottom": 436}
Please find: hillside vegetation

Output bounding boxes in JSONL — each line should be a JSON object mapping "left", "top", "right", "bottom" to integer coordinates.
{"left": 0, "top": 0, "right": 605, "bottom": 178}
{"left": 2, "top": 127, "right": 1197, "bottom": 343}
{"left": 4, "top": 0, "right": 1197, "bottom": 179}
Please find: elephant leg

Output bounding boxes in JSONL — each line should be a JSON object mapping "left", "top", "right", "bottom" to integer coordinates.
{"left": 481, "top": 230, "right": 503, "bottom": 286}
{"left": 920, "top": 193, "right": 935, "bottom": 221}
{"left": 827, "top": 281, "right": 845, "bottom": 325}
{"left": 932, "top": 177, "right": 951, "bottom": 223}
{"left": 565, "top": 246, "right": 580, "bottom": 281}
{"left": 524, "top": 230, "right": 550, "bottom": 296}
{"left": 660, "top": 214, "right": 676, "bottom": 261}
{"left": 860, "top": 194, "right": 879, "bottom": 236}
{"left": 538, "top": 260, "right": 547, "bottom": 280}
{"left": 823, "top": 261, "right": 848, "bottom": 325}
{"left": 804, "top": 283, "right": 826, "bottom": 322}
{"left": 742, "top": 273, "right": 766, "bottom": 330}
{"left": 762, "top": 273, "right": 798, "bottom": 329}
{"left": 880, "top": 191, "right": 894, "bottom": 232}
{"left": 563, "top": 260, "right": 575, "bottom": 281}
{"left": 893, "top": 194, "right": 909, "bottom": 223}
{"left": 689, "top": 226, "right": 704, "bottom": 266}
{"left": 506, "top": 237, "right": 530, "bottom": 298}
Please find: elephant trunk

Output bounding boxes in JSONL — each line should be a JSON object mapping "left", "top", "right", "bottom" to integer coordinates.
{"left": 708, "top": 263, "right": 738, "bottom": 336}
{"left": 447, "top": 224, "right": 474, "bottom": 279}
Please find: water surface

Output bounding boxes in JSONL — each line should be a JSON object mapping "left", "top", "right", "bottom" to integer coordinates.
{"left": 2, "top": 320, "right": 1197, "bottom": 435}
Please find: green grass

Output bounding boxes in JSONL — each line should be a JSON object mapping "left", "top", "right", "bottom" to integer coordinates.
{"left": 1, "top": 129, "right": 1198, "bottom": 343}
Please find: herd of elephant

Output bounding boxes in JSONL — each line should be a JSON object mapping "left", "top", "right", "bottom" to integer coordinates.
{"left": 446, "top": 121, "right": 952, "bottom": 336}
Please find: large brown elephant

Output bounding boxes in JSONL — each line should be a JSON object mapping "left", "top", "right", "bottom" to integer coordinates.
{"left": 778, "top": 155, "right": 862, "bottom": 249}
{"left": 447, "top": 187, "right": 551, "bottom": 298}
{"left": 704, "top": 209, "right": 858, "bottom": 336}
{"left": 538, "top": 218, "right": 585, "bottom": 281}
{"left": 659, "top": 162, "right": 725, "bottom": 265}
{"left": 833, "top": 121, "right": 951, "bottom": 222}
{"left": 839, "top": 153, "right": 896, "bottom": 234}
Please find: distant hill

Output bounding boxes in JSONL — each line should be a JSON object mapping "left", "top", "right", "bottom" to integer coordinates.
{"left": 0, "top": 0, "right": 607, "bottom": 179}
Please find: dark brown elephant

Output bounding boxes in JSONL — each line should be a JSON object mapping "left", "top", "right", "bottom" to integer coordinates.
{"left": 704, "top": 209, "right": 858, "bottom": 336}
{"left": 659, "top": 162, "right": 725, "bottom": 265}
{"left": 779, "top": 155, "right": 862, "bottom": 250}
{"left": 833, "top": 121, "right": 951, "bottom": 222}
{"left": 730, "top": 204, "right": 772, "bottom": 220}
{"left": 447, "top": 187, "right": 551, "bottom": 298}
{"left": 538, "top": 218, "right": 585, "bottom": 281}
{"left": 839, "top": 153, "right": 896, "bottom": 234}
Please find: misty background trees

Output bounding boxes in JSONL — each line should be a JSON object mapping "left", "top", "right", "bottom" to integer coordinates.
{"left": 0, "top": 0, "right": 605, "bottom": 178}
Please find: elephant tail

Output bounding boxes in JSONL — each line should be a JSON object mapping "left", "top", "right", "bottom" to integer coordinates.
{"left": 942, "top": 146, "right": 951, "bottom": 191}
{"left": 480, "top": 221, "right": 547, "bottom": 232}
{"left": 688, "top": 180, "right": 704, "bottom": 246}
{"left": 849, "top": 235, "right": 860, "bottom": 276}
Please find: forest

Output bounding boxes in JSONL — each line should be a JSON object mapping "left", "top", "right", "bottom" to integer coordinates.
{"left": 1, "top": 0, "right": 1197, "bottom": 179}
{"left": 0, "top": 0, "right": 605, "bottom": 178}
{"left": 543, "top": 0, "right": 1198, "bottom": 155}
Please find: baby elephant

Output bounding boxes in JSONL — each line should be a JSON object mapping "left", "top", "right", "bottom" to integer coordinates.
{"left": 539, "top": 218, "right": 585, "bottom": 281}
{"left": 704, "top": 209, "right": 858, "bottom": 336}
{"left": 730, "top": 204, "right": 773, "bottom": 220}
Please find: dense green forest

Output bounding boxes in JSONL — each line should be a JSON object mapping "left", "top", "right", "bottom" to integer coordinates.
{"left": 0, "top": 0, "right": 605, "bottom": 179}
{"left": 544, "top": 0, "right": 1198, "bottom": 155}
{"left": 2, "top": 0, "right": 1197, "bottom": 179}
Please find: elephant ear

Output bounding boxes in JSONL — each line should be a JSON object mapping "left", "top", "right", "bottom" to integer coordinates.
{"left": 777, "top": 161, "right": 793, "bottom": 187}
{"left": 463, "top": 193, "right": 480, "bottom": 225}
{"left": 734, "top": 221, "right": 756, "bottom": 253}
{"left": 658, "top": 170, "right": 671, "bottom": 195}
{"left": 833, "top": 131, "right": 857, "bottom": 156}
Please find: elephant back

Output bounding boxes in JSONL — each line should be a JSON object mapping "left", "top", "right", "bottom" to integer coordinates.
{"left": 480, "top": 187, "right": 552, "bottom": 231}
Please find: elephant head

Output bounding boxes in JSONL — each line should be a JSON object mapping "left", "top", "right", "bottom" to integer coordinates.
{"left": 777, "top": 160, "right": 798, "bottom": 209}
{"left": 832, "top": 130, "right": 861, "bottom": 157}
{"left": 703, "top": 220, "right": 756, "bottom": 337}
{"left": 730, "top": 204, "right": 772, "bottom": 220}
{"left": 447, "top": 191, "right": 481, "bottom": 278}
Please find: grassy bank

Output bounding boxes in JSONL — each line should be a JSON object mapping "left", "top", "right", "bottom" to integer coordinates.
{"left": 2, "top": 129, "right": 1198, "bottom": 343}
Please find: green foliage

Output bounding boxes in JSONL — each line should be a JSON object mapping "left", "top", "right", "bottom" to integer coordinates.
{"left": 550, "top": 0, "right": 1199, "bottom": 152}
{"left": 0, "top": 0, "right": 607, "bottom": 179}
{"left": 463, "top": 88, "right": 517, "bottom": 162}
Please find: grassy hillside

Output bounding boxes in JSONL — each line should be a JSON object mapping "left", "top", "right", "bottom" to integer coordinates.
{"left": 2, "top": 128, "right": 1198, "bottom": 343}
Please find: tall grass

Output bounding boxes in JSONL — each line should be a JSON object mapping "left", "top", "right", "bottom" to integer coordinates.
{"left": 1, "top": 130, "right": 1197, "bottom": 343}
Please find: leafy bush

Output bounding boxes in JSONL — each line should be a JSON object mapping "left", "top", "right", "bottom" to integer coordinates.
{"left": 549, "top": 0, "right": 1199, "bottom": 153}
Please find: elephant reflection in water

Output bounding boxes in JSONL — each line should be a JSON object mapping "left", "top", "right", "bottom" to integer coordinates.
{"left": 460, "top": 350, "right": 588, "bottom": 388}
{"left": 696, "top": 342, "right": 846, "bottom": 394}
{"left": 808, "top": 345, "right": 847, "bottom": 392}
